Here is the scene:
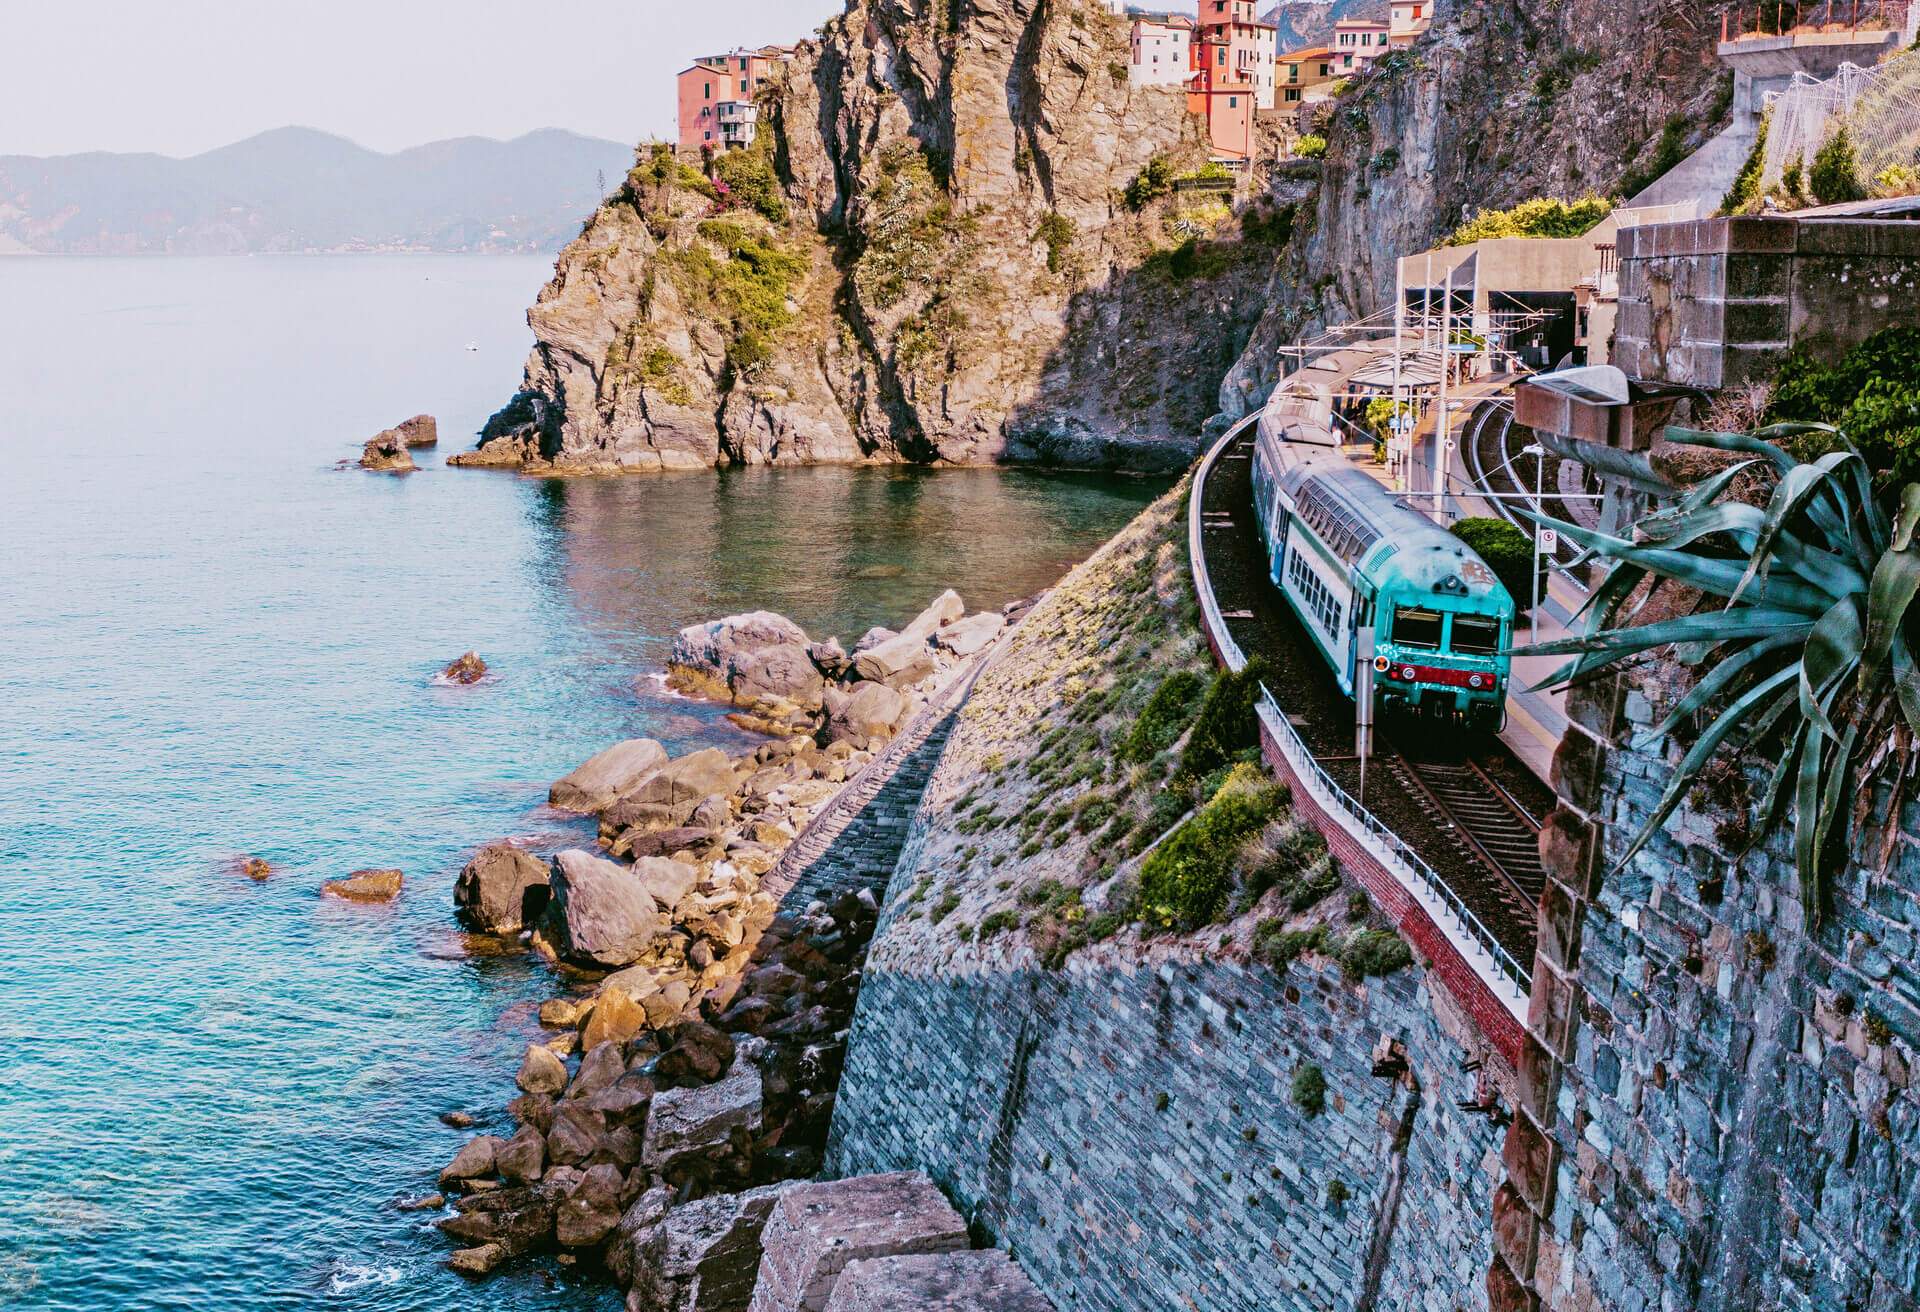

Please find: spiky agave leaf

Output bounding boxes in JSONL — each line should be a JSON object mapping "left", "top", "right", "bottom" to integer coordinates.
{"left": 1517, "top": 419, "right": 1914, "bottom": 929}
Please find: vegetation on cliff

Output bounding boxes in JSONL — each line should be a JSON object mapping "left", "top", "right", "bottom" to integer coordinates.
{"left": 878, "top": 485, "right": 1413, "bottom": 983}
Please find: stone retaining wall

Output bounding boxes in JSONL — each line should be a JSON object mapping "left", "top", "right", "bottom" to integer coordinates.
{"left": 829, "top": 938, "right": 1504, "bottom": 1312}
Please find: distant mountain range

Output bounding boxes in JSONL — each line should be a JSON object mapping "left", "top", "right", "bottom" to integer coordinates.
{"left": 0, "top": 127, "right": 636, "bottom": 255}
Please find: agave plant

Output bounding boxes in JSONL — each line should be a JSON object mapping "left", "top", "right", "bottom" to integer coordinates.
{"left": 1523, "top": 421, "right": 1920, "bottom": 926}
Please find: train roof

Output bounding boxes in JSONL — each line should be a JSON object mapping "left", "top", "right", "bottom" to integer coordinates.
{"left": 1255, "top": 425, "right": 1514, "bottom": 616}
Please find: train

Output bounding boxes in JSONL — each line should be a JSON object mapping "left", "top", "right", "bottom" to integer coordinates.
{"left": 1248, "top": 415, "right": 1516, "bottom": 731}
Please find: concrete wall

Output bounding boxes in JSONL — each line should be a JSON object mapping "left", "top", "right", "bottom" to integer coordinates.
{"left": 1613, "top": 215, "right": 1920, "bottom": 389}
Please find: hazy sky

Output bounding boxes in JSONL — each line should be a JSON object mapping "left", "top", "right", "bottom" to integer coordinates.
{"left": 1, "top": 1, "right": 846, "bottom": 158}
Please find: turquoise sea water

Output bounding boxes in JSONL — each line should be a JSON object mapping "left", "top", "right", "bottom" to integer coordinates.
{"left": 0, "top": 256, "right": 1168, "bottom": 1310}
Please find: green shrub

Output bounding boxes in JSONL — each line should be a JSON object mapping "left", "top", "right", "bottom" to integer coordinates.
{"left": 1767, "top": 327, "right": 1920, "bottom": 483}
{"left": 1240, "top": 202, "right": 1296, "bottom": 245}
{"left": 1617, "top": 115, "right": 1690, "bottom": 199}
{"left": 1339, "top": 929, "right": 1413, "bottom": 980}
{"left": 1719, "top": 109, "right": 1770, "bottom": 215}
{"left": 1294, "top": 134, "right": 1328, "bottom": 160}
{"left": 1809, "top": 123, "right": 1867, "bottom": 206}
{"left": 1143, "top": 237, "right": 1231, "bottom": 282}
{"left": 1128, "top": 785, "right": 1196, "bottom": 854}
{"left": 1253, "top": 920, "right": 1331, "bottom": 971}
{"left": 931, "top": 891, "right": 961, "bottom": 923}
{"left": 668, "top": 227, "right": 807, "bottom": 381}
{"left": 1087, "top": 911, "right": 1126, "bottom": 942}
{"left": 978, "top": 909, "right": 1021, "bottom": 938}
{"left": 1124, "top": 156, "right": 1176, "bottom": 210}
{"left": 1291, "top": 1063, "right": 1327, "bottom": 1116}
{"left": 1123, "top": 670, "right": 1207, "bottom": 761}
{"left": 1177, "top": 657, "right": 1274, "bottom": 782}
{"left": 712, "top": 145, "right": 789, "bottom": 224}
{"left": 1451, "top": 517, "right": 1542, "bottom": 612}
{"left": 1034, "top": 211, "right": 1077, "bottom": 275}
{"left": 1137, "top": 764, "right": 1287, "bottom": 929}
{"left": 1444, "top": 195, "right": 1612, "bottom": 246}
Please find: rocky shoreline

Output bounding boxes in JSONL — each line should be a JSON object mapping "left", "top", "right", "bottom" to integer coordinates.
{"left": 424, "top": 589, "right": 1021, "bottom": 1296}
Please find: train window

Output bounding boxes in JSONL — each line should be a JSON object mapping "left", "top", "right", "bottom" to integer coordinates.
{"left": 1451, "top": 615, "right": 1502, "bottom": 655}
{"left": 1393, "top": 607, "right": 1444, "bottom": 650}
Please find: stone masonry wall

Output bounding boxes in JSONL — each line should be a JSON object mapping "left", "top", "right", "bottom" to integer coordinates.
{"left": 1501, "top": 658, "right": 1920, "bottom": 1312}
{"left": 830, "top": 939, "right": 1506, "bottom": 1312}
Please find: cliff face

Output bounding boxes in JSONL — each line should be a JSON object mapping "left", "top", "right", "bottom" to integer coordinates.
{"left": 1218, "top": 0, "right": 1739, "bottom": 420}
{"left": 463, "top": 0, "right": 1278, "bottom": 474}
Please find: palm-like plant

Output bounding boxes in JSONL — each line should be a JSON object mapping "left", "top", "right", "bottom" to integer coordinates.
{"left": 1524, "top": 421, "right": 1920, "bottom": 926}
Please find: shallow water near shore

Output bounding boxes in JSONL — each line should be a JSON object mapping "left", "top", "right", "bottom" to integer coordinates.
{"left": 0, "top": 255, "right": 1169, "bottom": 1310}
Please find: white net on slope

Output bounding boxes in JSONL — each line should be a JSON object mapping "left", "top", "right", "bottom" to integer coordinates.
{"left": 1762, "top": 48, "right": 1920, "bottom": 190}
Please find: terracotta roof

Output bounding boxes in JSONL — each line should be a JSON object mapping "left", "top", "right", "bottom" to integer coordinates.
{"left": 1280, "top": 46, "right": 1333, "bottom": 61}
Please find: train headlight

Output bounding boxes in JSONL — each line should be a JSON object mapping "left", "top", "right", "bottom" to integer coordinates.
{"left": 1401, "top": 666, "right": 1417, "bottom": 681}
{"left": 1468, "top": 674, "right": 1484, "bottom": 689}
{"left": 1373, "top": 656, "right": 1390, "bottom": 674}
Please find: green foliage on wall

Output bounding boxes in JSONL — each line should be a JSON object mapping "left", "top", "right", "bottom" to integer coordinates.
{"left": 1137, "top": 763, "right": 1288, "bottom": 929}
{"left": 1768, "top": 328, "right": 1920, "bottom": 485}
{"left": 1451, "top": 516, "right": 1543, "bottom": 611}
{"left": 1444, "top": 196, "right": 1613, "bottom": 246}
{"left": 1178, "top": 657, "right": 1274, "bottom": 781}
{"left": 1123, "top": 670, "right": 1207, "bottom": 762}
{"left": 1810, "top": 123, "right": 1869, "bottom": 205}
{"left": 712, "top": 145, "right": 789, "bottom": 225}
{"left": 1291, "top": 1063, "right": 1328, "bottom": 1116}
{"left": 1719, "top": 109, "right": 1771, "bottom": 216}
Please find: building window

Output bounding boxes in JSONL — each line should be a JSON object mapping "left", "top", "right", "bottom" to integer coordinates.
{"left": 704, "top": 84, "right": 711, "bottom": 99}
{"left": 1228, "top": 95, "right": 1238, "bottom": 107}
{"left": 1285, "top": 88, "right": 1300, "bottom": 101}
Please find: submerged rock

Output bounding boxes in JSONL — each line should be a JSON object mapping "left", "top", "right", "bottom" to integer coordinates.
{"left": 240, "top": 856, "right": 271, "bottom": 881}
{"left": 448, "top": 1242, "right": 507, "bottom": 1278}
{"left": 454, "top": 844, "right": 551, "bottom": 934}
{"left": 322, "top": 869, "right": 404, "bottom": 903}
{"left": 549, "top": 738, "right": 668, "bottom": 814}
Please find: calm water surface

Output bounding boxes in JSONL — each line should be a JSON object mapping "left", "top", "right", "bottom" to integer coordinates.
{"left": 0, "top": 256, "right": 1168, "bottom": 1310}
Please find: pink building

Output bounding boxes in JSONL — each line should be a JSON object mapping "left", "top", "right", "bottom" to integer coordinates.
{"left": 1195, "top": 0, "right": 1278, "bottom": 109}
{"left": 676, "top": 46, "right": 795, "bottom": 153}
{"left": 1331, "top": 18, "right": 1390, "bottom": 73}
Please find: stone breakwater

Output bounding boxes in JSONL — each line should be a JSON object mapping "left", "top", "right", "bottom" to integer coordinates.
{"left": 426, "top": 588, "right": 1033, "bottom": 1299}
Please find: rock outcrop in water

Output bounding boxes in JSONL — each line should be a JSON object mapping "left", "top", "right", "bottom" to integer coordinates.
{"left": 454, "top": 0, "right": 1281, "bottom": 475}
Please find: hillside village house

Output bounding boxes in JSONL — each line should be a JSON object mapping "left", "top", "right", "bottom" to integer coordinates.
{"left": 1331, "top": 18, "right": 1390, "bottom": 73}
{"left": 1278, "top": 47, "right": 1336, "bottom": 105}
{"left": 676, "top": 46, "right": 795, "bottom": 152}
{"left": 1197, "top": 0, "right": 1279, "bottom": 108}
{"left": 1389, "top": 0, "right": 1433, "bottom": 48}
{"left": 1127, "top": 13, "right": 1194, "bottom": 88}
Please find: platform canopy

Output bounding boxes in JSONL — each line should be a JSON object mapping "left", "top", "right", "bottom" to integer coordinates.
{"left": 1348, "top": 348, "right": 1446, "bottom": 390}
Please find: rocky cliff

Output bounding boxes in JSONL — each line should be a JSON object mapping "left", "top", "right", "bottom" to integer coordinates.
{"left": 1218, "top": 0, "right": 1740, "bottom": 420}
{"left": 460, "top": 0, "right": 1283, "bottom": 474}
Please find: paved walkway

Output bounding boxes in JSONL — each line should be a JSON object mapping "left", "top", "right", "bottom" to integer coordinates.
{"left": 761, "top": 645, "right": 997, "bottom": 911}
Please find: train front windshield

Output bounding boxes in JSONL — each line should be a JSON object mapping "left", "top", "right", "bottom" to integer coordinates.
{"left": 1393, "top": 607, "right": 1445, "bottom": 650}
{"left": 1450, "top": 615, "right": 1503, "bottom": 655}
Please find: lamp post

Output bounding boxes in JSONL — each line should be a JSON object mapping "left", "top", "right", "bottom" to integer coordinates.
{"left": 1522, "top": 442, "right": 1546, "bottom": 643}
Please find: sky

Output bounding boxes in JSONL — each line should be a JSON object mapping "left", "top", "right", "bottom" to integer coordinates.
{"left": 0, "top": 0, "right": 847, "bottom": 159}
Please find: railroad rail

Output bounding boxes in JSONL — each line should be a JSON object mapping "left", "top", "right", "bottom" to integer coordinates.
{"left": 1385, "top": 745, "right": 1545, "bottom": 913}
{"left": 1462, "top": 396, "right": 1587, "bottom": 581}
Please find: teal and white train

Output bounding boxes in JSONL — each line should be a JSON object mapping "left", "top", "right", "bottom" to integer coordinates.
{"left": 1248, "top": 423, "right": 1515, "bottom": 731}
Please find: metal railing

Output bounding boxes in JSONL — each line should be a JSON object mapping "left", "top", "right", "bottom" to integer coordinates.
{"left": 1255, "top": 689, "right": 1533, "bottom": 993}
{"left": 1189, "top": 415, "right": 1533, "bottom": 1006}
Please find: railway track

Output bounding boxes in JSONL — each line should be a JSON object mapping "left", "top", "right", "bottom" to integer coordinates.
{"left": 1463, "top": 397, "right": 1586, "bottom": 577}
{"left": 1382, "top": 743, "right": 1545, "bottom": 912}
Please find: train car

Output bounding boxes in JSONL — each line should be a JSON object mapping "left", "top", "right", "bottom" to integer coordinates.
{"left": 1248, "top": 418, "right": 1515, "bottom": 730}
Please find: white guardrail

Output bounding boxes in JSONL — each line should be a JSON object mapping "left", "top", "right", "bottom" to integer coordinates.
{"left": 1190, "top": 415, "right": 1533, "bottom": 1013}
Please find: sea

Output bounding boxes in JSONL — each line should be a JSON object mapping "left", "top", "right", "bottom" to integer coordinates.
{"left": 0, "top": 254, "right": 1167, "bottom": 1310}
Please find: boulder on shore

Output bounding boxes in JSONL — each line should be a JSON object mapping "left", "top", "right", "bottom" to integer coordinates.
{"left": 851, "top": 632, "right": 934, "bottom": 689}
{"left": 538, "top": 850, "right": 666, "bottom": 968}
{"left": 323, "top": 869, "right": 404, "bottom": 903}
{"left": 642, "top": 1061, "right": 763, "bottom": 1177}
{"left": 825, "top": 682, "right": 908, "bottom": 750}
{"left": 821, "top": 1251, "right": 1055, "bottom": 1312}
{"left": 516, "top": 1042, "right": 569, "bottom": 1095}
{"left": 748, "top": 1172, "right": 971, "bottom": 1312}
{"left": 896, "top": 590, "right": 965, "bottom": 645}
{"left": 668, "top": 612, "right": 813, "bottom": 702}
{"left": 549, "top": 738, "right": 668, "bottom": 813}
{"left": 934, "top": 611, "right": 1004, "bottom": 657}
{"left": 603, "top": 750, "right": 737, "bottom": 833}
{"left": 454, "top": 844, "right": 551, "bottom": 933}
{"left": 728, "top": 643, "right": 827, "bottom": 712}
{"left": 615, "top": 1182, "right": 800, "bottom": 1309}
